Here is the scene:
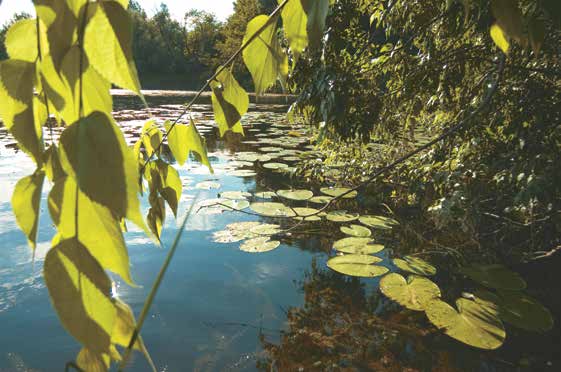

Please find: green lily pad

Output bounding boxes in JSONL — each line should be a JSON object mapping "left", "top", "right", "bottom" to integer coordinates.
{"left": 219, "top": 191, "right": 251, "bottom": 200}
{"left": 327, "top": 254, "right": 388, "bottom": 277}
{"left": 476, "top": 290, "right": 554, "bottom": 333}
{"left": 240, "top": 237, "right": 280, "bottom": 253}
{"left": 320, "top": 187, "right": 357, "bottom": 199}
{"left": 254, "top": 191, "right": 276, "bottom": 199}
{"left": 255, "top": 155, "right": 272, "bottom": 162}
{"left": 220, "top": 199, "right": 250, "bottom": 211}
{"left": 250, "top": 202, "right": 296, "bottom": 217}
{"left": 393, "top": 256, "right": 437, "bottom": 276}
{"left": 333, "top": 237, "right": 384, "bottom": 254}
{"left": 263, "top": 162, "right": 288, "bottom": 170}
{"left": 259, "top": 146, "right": 283, "bottom": 152}
{"left": 460, "top": 264, "right": 526, "bottom": 290}
{"left": 235, "top": 153, "right": 259, "bottom": 162}
{"left": 293, "top": 207, "right": 322, "bottom": 221}
{"left": 359, "top": 215, "right": 398, "bottom": 229}
{"left": 195, "top": 181, "right": 221, "bottom": 190}
{"left": 276, "top": 189, "right": 313, "bottom": 201}
{"left": 308, "top": 195, "right": 333, "bottom": 204}
{"left": 380, "top": 273, "right": 441, "bottom": 311}
{"left": 340, "top": 224, "right": 372, "bottom": 237}
{"left": 212, "top": 221, "right": 261, "bottom": 243}
{"left": 228, "top": 170, "right": 257, "bottom": 177}
{"left": 424, "top": 298, "right": 506, "bottom": 350}
{"left": 326, "top": 211, "right": 360, "bottom": 223}
{"left": 250, "top": 224, "right": 282, "bottom": 236}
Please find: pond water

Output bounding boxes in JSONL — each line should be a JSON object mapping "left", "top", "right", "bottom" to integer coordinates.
{"left": 0, "top": 94, "right": 558, "bottom": 371}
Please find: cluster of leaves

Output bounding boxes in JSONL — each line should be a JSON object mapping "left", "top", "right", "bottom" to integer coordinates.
{"left": 289, "top": 0, "right": 561, "bottom": 262}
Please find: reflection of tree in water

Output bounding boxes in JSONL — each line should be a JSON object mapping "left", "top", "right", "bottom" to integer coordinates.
{"left": 256, "top": 259, "right": 521, "bottom": 372}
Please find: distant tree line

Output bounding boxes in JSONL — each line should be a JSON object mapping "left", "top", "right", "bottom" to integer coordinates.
{"left": 0, "top": 0, "right": 277, "bottom": 90}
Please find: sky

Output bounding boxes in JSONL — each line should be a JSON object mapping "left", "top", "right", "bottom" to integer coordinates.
{"left": 0, "top": 0, "right": 235, "bottom": 26}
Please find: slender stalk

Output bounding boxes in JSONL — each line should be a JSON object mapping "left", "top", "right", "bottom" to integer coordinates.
{"left": 118, "top": 194, "right": 200, "bottom": 371}
{"left": 140, "top": 0, "right": 291, "bottom": 176}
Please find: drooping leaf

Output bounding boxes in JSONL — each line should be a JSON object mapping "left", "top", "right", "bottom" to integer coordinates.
{"left": 276, "top": 189, "right": 313, "bottom": 201}
{"left": 340, "top": 224, "right": 371, "bottom": 237}
{"left": 301, "top": 0, "right": 330, "bottom": 49}
{"left": 219, "top": 191, "right": 251, "bottom": 200}
{"left": 59, "top": 111, "right": 146, "bottom": 231}
{"left": 278, "top": 0, "right": 308, "bottom": 60}
{"left": 5, "top": 18, "right": 40, "bottom": 62}
{"left": 240, "top": 237, "right": 281, "bottom": 253}
{"left": 242, "top": 15, "right": 287, "bottom": 94}
{"left": 320, "top": 187, "right": 357, "bottom": 199}
{"left": 380, "top": 273, "right": 441, "bottom": 311}
{"left": 327, "top": 254, "right": 388, "bottom": 277}
{"left": 0, "top": 60, "right": 44, "bottom": 165}
{"left": 12, "top": 172, "right": 45, "bottom": 250}
{"left": 147, "top": 193, "right": 165, "bottom": 240}
{"left": 210, "top": 68, "right": 248, "bottom": 136}
{"left": 491, "top": 0, "right": 525, "bottom": 44}
{"left": 460, "top": 264, "right": 526, "bottom": 290}
{"left": 44, "top": 238, "right": 117, "bottom": 354}
{"left": 424, "top": 298, "right": 506, "bottom": 350}
{"left": 165, "top": 118, "right": 213, "bottom": 171}
{"left": 44, "top": 145, "right": 66, "bottom": 182}
{"left": 48, "top": 176, "right": 134, "bottom": 285}
{"left": 141, "top": 120, "right": 163, "bottom": 158}
{"left": 155, "top": 162, "right": 182, "bottom": 217}
{"left": 333, "top": 237, "right": 384, "bottom": 254}
{"left": 85, "top": 1, "right": 143, "bottom": 96}
{"left": 250, "top": 202, "right": 296, "bottom": 217}
{"left": 490, "top": 23, "right": 510, "bottom": 54}
{"left": 76, "top": 348, "right": 110, "bottom": 372}
{"left": 393, "top": 256, "right": 437, "bottom": 276}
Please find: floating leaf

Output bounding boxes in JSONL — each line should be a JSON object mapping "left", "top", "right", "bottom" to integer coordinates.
{"left": 276, "top": 189, "right": 313, "bottom": 201}
{"left": 460, "top": 264, "right": 526, "bottom": 290}
{"left": 59, "top": 111, "right": 145, "bottom": 231}
{"left": 212, "top": 221, "right": 261, "bottom": 243}
{"left": 85, "top": 1, "right": 143, "bottom": 96}
{"left": 309, "top": 195, "right": 333, "bottom": 204}
{"left": 195, "top": 181, "right": 221, "bottom": 190}
{"left": 44, "top": 238, "right": 116, "bottom": 354}
{"left": 12, "top": 172, "right": 45, "bottom": 250}
{"left": 293, "top": 207, "right": 322, "bottom": 221}
{"left": 250, "top": 224, "right": 282, "bottom": 236}
{"left": 393, "top": 256, "right": 437, "bottom": 276}
{"left": 263, "top": 162, "right": 288, "bottom": 170}
{"left": 250, "top": 202, "right": 296, "bottom": 217}
{"left": 220, "top": 191, "right": 251, "bottom": 200}
{"left": 228, "top": 169, "right": 257, "bottom": 177}
{"left": 210, "top": 68, "right": 248, "bottom": 136}
{"left": 254, "top": 191, "right": 276, "bottom": 199}
{"left": 326, "top": 210, "right": 359, "bottom": 223}
{"left": 240, "top": 237, "right": 280, "bottom": 253}
{"left": 242, "top": 15, "right": 287, "bottom": 94}
{"left": 327, "top": 254, "right": 388, "bottom": 277}
{"left": 424, "top": 298, "right": 506, "bottom": 350}
{"left": 380, "top": 273, "right": 441, "bottom": 311}
{"left": 220, "top": 199, "right": 250, "bottom": 211}
{"left": 320, "top": 187, "right": 357, "bottom": 199}
{"left": 359, "top": 215, "right": 398, "bottom": 230}
{"left": 340, "top": 224, "right": 371, "bottom": 237}
{"left": 333, "top": 237, "right": 384, "bottom": 254}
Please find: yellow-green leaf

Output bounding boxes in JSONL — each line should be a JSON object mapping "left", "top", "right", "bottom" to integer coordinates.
{"left": 380, "top": 273, "right": 441, "bottom": 311}
{"left": 210, "top": 68, "right": 248, "bottom": 136}
{"left": 141, "top": 120, "right": 163, "bottom": 157}
{"left": 11, "top": 172, "right": 45, "bottom": 250}
{"left": 147, "top": 194, "right": 165, "bottom": 241}
{"left": 242, "top": 15, "right": 287, "bottom": 94}
{"left": 279, "top": 0, "right": 308, "bottom": 60}
{"left": 48, "top": 176, "right": 134, "bottom": 285}
{"left": 85, "top": 1, "right": 143, "bottom": 96}
{"left": 44, "top": 238, "right": 116, "bottom": 354}
{"left": 0, "top": 60, "right": 44, "bottom": 165}
{"left": 155, "top": 161, "right": 182, "bottom": 217}
{"left": 5, "top": 18, "right": 39, "bottom": 62}
{"left": 58, "top": 111, "right": 146, "bottom": 231}
{"left": 491, "top": 0, "right": 525, "bottom": 44}
{"left": 44, "top": 145, "right": 66, "bottom": 182}
{"left": 490, "top": 23, "right": 510, "bottom": 54}
{"left": 76, "top": 348, "right": 110, "bottom": 372}
{"left": 165, "top": 119, "right": 213, "bottom": 171}
{"left": 301, "top": 0, "right": 330, "bottom": 49}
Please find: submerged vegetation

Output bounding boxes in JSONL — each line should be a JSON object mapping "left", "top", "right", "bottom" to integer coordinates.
{"left": 0, "top": 0, "right": 560, "bottom": 370}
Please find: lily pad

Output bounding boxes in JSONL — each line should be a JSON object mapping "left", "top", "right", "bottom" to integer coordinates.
{"left": 460, "top": 264, "right": 526, "bottom": 290}
{"left": 250, "top": 202, "right": 296, "bottom": 217}
{"left": 259, "top": 146, "right": 283, "bottom": 152}
{"left": 340, "top": 224, "right": 372, "bottom": 237}
{"left": 219, "top": 191, "right": 251, "bottom": 200}
{"left": 212, "top": 221, "right": 261, "bottom": 243}
{"left": 424, "top": 298, "right": 506, "bottom": 350}
{"left": 276, "top": 189, "right": 314, "bottom": 201}
{"left": 359, "top": 215, "right": 398, "bottom": 230}
{"left": 254, "top": 191, "right": 276, "bottom": 199}
{"left": 220, "top": 199, "right": 250, "bottom": 211}
{"left": 320, "top": 187, "right": 357, "bottom": 199}
{"left": 380, "top": 273, "right": 441, "bottom": 311}
{"left": 393, "top": 256, "right": 437, "bottom": 276}
{"left": 250, "top": 224, "right": 282, "bottom": 236}
{"left": 195, "top": 181, "right": 221, "bottom": 190}
{"left": 308, "top": 195, "right": 333, "bottom": 204}
{"left": 333, "top": 237, "right": 384, "bottom": 254}
{"left": 240, "top": 237, "right": 280, "bottom": 253}
{"left": 293, "top": 207, "right": 322, "bottom": 221}
{"left": 228, "top": 169, "right": 257, "bottom": 177}
{"left": 327, "top": 254, "right": 388, "bottom": 278}
{"left": 326, "top": 211, "right": 359, "bottom": 223}
{"left": 263, "top": 162, "right": 288, "bottom": 170}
